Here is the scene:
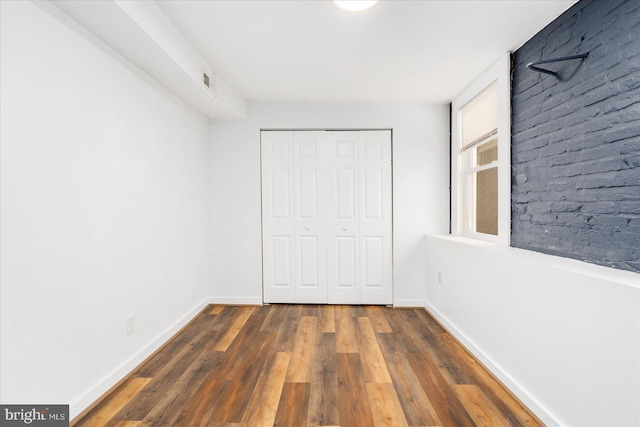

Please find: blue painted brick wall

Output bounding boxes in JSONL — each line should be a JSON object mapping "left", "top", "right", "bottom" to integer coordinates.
{"left": 511, "top": 0, "right": 640, "bottom": 273}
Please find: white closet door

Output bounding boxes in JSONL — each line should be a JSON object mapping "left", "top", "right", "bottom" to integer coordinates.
{"left": 326, "top": 130, "right": 392, "bottom": 304}
{"left": 262, "top": 130, "right": 392, "bottom": 305}
{"left": 327, "top": 131, "right": 361, "bottom": 304}
{"left": 262, "top": 131, "right": 296, "bottom": 303}
{"left": 358, "top": 131, "right": 393, "bottom": 304}
{"left": 292, "top": 131, "right": 328, "bottom": 303}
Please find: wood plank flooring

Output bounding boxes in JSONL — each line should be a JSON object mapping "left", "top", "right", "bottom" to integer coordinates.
{"left": 73, "top": 305, "right": 541, "bottom": 427}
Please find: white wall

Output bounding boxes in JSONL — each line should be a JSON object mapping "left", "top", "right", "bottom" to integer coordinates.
{"left": 0, "top": 1, "right": 208, "bottom": 419}
{"left": 13, "top": 3, "right": 631, "bottom": 426}
{"left": 425, "top": 235, "right": 640, "bottom": 427}
{"left": 208, "top": 102, "right": 450, "bottom": 306}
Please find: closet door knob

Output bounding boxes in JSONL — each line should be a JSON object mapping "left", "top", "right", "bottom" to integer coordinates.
{"left": 305, "top": 227, "right": 311, "bottom": 231}
{"left": 342, "top": 227, "right": 348, "bottom": 231}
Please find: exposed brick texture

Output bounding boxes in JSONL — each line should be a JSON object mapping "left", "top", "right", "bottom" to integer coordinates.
{"left": 511, "top": 0, "right": 640, "bottom": 273}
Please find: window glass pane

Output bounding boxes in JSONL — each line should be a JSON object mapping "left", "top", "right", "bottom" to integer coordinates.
{"left": 475, "top": 167, "right": 498, "bottom": 235}
{"left": 477, "top": 138, "right": 498, "bottom": 166}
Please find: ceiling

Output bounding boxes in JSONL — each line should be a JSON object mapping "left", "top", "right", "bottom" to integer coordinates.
{"left": 157, "top": 0, "right": 576, "bottom": 104}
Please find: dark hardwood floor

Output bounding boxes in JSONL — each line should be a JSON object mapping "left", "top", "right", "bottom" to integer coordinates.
{"left": 73, "top": 304, "right": 541, "bottom": 427}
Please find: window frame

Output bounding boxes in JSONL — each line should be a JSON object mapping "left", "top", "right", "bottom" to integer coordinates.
{"left": 451, "top": 53, "right": 511, "bottom": 246}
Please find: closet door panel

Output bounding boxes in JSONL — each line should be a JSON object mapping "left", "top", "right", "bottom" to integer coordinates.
{"left": 336, "top": 236, "right": 357, "bottom": 287}
{"left": 327, "top": 131, "right": 360, "bottom": 304}
{"left": 293, "top": 131, "right": 328, "bottom": 303}
{"left": 359, "top": 131, "right": 393, "bottom": 304}
{"left": 262, "top": 131, "right": 296, "bottom": 303}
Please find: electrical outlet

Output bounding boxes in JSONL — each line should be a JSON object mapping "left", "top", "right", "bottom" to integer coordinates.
{"left": 126, "top": 313, "right": 136, "bottom": 336}
{"left": 438, "top": 272, "right": 443, "bottom": 285}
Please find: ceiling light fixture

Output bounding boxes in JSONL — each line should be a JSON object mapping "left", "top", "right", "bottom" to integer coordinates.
{"left": 332, "top": 0, "right": 381, "bottom": 13}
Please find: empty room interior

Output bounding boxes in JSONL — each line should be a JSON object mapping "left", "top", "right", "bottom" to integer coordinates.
{"left": 1, "top": 0, "right": 639, "bottom": 426}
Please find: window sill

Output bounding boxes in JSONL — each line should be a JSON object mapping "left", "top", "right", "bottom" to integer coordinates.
{"left": 427, "top": 234, "right": 640, "bottom": 290}
{"left": 432, "top": 234, "right": 502, "bottom": 251}
{"left": 458, "top": 231, "right": 501, "bottom": 245}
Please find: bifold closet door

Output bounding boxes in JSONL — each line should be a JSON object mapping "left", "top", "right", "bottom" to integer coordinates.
{"left": 326, "top": 131, "right": 392, "bottom": 304}
{"left": 261, "top": 131, "right": 328, "bottom": 304}
{"left": 261, "top": 130, "right": 392, "bottom": 304}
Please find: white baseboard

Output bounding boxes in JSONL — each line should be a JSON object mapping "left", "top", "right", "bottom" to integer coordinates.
{"left": 423, "top": 302, "right": 560, "bottom": 427}
{"left": 208, "top": 296, "right": 263, "bottom": 305}
{"left": 393, "top": 299, "right": 425, "bottom": 308}
{"left": 69, "top": 300, "right": 209, "bottom": 421}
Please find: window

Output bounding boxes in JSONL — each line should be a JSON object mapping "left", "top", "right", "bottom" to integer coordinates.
{"left": 461, "top": 83, "right": 498, "bottom": 235}
{"left": 451, "top": 54, "right": 510, "bottom": 245}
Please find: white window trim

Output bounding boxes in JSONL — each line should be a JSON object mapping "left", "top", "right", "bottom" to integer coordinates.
{"left": 451, "top": 53, "right": 511, "bottom": 246}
